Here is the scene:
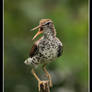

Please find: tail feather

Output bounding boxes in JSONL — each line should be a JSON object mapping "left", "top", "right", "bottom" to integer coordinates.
{"left": 24, "top": 58, "right": 33, "bottom": 65}
{"left": 24, "top": 57, "right": 39, "bottom": 67}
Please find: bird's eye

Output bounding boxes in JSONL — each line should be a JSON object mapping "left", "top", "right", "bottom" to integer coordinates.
{"left": 42, "top": 22, "right": 50, "bottom": 26}
{"left": 46, "top": 22, "right": 50, "bottom": 25}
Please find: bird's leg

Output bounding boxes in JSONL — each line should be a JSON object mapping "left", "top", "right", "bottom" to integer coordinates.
{"left": 32, "top": 68, "right": 41, "bottom": 82}
{"left": 42, "top": 65, "right": 52, "bottom": 87}
{"left": 31, "top": 68, "right": 46, "bottom": 92}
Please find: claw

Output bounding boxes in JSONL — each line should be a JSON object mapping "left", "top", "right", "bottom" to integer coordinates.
{"left": 38, "top": 80, "right": 48, "bottom": 92}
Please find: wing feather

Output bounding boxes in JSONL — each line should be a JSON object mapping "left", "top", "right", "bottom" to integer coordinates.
{"left": 29, "top": 37, "right": 43, "bottom": 57}
{"left": 29, "top": 43, "right": 38, "bottom": 58}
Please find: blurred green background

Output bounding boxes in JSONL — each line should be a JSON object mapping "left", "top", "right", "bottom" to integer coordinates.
{"left": 4, "top": 0, "right": 88, "bottom": 92}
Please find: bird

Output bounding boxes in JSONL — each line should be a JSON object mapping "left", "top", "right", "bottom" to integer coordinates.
{"left": 24, "top": 19, "right": 63, "bottom": 91}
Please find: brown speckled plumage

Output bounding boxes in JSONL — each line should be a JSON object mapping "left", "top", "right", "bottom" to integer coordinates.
{"left": 24, "top": 19, "right": 63, "bottom": 67}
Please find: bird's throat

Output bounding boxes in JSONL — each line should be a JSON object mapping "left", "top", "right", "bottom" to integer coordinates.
{"left": 43, "top": 28, "right": 56, "bottom": 39}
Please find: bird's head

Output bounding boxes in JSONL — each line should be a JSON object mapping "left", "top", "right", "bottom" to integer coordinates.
{"left": 32, "top": 19, "right": 56, "bottom": 40}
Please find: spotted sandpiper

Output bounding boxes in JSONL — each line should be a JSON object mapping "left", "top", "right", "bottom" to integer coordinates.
{"left": 24, "top": 19, "right": 63, "bottom": 91}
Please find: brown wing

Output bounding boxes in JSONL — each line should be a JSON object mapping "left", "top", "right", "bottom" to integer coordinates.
{"left": 29, "top": 43, "right": 38, "bottom": 58}
{"left": 29, "top": 37, "right": 43, "bottom": 57}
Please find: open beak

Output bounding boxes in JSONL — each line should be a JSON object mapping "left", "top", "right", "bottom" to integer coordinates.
{"left": 32, "top": 25, "right": 43, "bottom": 40}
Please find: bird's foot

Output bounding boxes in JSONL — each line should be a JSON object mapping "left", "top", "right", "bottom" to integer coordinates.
{"left": 38, "top": 80, "right": 48, "bottom": 92}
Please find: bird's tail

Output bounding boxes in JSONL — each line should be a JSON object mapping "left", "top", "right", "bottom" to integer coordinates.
{"left": 24, "top": 57, "right": 39, "bottom": 67}
{"left": 24, "top": 57, "right": 33, "bottom": 65}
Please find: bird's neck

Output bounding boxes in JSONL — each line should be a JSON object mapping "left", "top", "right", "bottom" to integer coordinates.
{"left": 43, "top": 27, "right": 56, "bottom": 39}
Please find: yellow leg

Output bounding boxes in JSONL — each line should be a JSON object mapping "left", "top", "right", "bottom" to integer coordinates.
{"left": 32, "top": 68, "right": 43, "bottom": 91}
{"left": 32, "top": 68, "right": 40, "bottom": 81}
{"left": 42, "top": 65, "right": 52, "bottom": 87}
